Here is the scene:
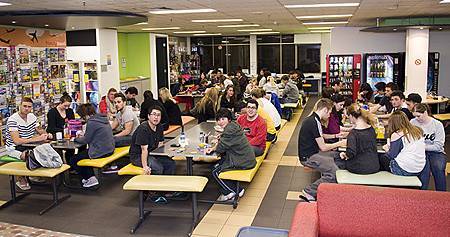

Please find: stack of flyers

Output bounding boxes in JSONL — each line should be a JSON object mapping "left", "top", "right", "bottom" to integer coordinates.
{"left": 20, "top": 68, "right": 31, "bottom": 82}
{"left": 58, "top": 65, "right": 66, "bottom": 78}
{"left": 48, "top": 48, "right": 58, "bottom": 62}
{"left": 0, "top": 69, "right": 7, "bottom": 85}
{"left": 58, "top": 48, "right": 66, "bottom": 62}
{"left": 51, "top": 65, "right": 59, "bottom": 79}
{"left": 0, "top": 48, "right": 8, "bottom": 65}
{"left": 32, "top": 83, "right": 40, "bottom": 98}
{"left": 18, "top": 48, "right": 30, "bottom": 64}
{"left": 31, "top": 66, "right": 40, "bottom": 81}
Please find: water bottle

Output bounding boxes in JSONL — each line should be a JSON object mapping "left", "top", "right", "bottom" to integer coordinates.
{"left": 179, "top": 132, "right": 186, "bottom": 148}
{"left": 199, "top": 132, "right": 204, "bottom": 143}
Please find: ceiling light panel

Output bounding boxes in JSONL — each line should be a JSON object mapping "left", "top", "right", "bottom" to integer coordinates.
{"left": 303, "top": 21, "right": 348, "bottom": 25}
{"left": 149, "top": 9, "right": 216, "bottom": 14}
{"left": 173, "top": 31, "right": 206, "bottom": 34}
{"left": 307, "top": 27, "right": 335, "bottom": 30}
{"left": 142, "top": 27, "right": 181, "bottom": 30}
{"left": 250, "top": 32, "right": 280, "bottom": 35}
{"left": 237, "top": 28, "right": 272, "bottom": 32}
{"left": 285, "top": 3, "right": 360, "bottom": 8}
{"left": 0, "top": 2, "right": 11, "bottom": 6}
{"left": 192, "top": 19, "right": 243, "bottom": 23}
{"left": 193, "top": 33, "right": 222, "bottom": 36}
{"left": 217, "top": 24, "right": 260, "bottom": 28}
{"left": 296, "top": 14, "right": 353, "bottom": 19}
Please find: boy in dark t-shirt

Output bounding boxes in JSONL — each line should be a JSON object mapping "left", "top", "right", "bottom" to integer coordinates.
{"left": 129, "top": 105, "right": 175, "bottom": 176}
{"left": 298, "top": 98, "right": 346, "bottom": 201}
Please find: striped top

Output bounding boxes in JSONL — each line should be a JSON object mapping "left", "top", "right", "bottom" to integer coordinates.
{"left": 4, "top": 112, "right": 38, "bottom": 147}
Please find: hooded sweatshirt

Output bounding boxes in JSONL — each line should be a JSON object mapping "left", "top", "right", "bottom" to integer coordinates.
{"left": 75, "top": 114, "right": 115, "bottom": 159}
{"left": 216, "top": 121, "right": 256, "bottom": 171}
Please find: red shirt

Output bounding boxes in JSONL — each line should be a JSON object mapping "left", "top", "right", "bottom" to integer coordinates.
{"left": 237, "top": 114, "right": 267, "bottom": 150}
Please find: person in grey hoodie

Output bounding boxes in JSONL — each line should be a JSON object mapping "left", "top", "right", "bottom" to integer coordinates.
{"left": 70, "top": 104, "right": 115, "bottom": 188}
{"left": 280, "top": 75, "right": 299, "bottom": 104}
{"left": 412, "top": 103, "right": 447, "bottom": 191}
{"left": 205, "top": 108, "right": 256, "bottom": 201}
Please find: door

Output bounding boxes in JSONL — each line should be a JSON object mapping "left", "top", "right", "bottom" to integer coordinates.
{"left": 156, "top": 37, "right": 168, "bottom": 89}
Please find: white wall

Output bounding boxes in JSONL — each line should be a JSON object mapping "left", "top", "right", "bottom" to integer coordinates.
{"left": 98, "top": 29, "right": 120, "bottom": 97}
{"left": 66, "top": 46, "right": 99, "bottom": 61}
{"left": 429, "top": 31, "right": 450, "bottom": 97}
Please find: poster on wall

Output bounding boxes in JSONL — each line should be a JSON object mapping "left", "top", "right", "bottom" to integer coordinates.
{"left": 0, "top": 28, "right": 66, "bottom": 47}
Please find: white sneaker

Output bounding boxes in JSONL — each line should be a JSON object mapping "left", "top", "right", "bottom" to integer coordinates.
{"left": 82, "top": 176, "right": 99, "bottom": 188}
{"left": 217, "top": 192, "right": 235, "bottom": 202}
{"left": 81, "top": 179, "right": 88, "bottom": 184}
{"left": 238, "top": 189, "right": 245, "bottom": 198}
{"left": 300, "top": 190, "right": 316, "bottom": 202}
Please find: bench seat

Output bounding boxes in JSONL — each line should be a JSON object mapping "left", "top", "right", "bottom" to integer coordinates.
{"left": 118, "top": 163, "right": 143, "bottom": 176}
{"left": 336, "top": 170, "right": 422, "bottom": 187}
{"left": 164, "top": 125, "right": 181, "bottom": 136}
{"left": 77, "top": 146, "right": 129, "bottom": 168}
{"left": 123, "top": 175, "right": 208, "bottom": 234}
{"left": 280, "top": 102, "right": 299, "bottom": 109}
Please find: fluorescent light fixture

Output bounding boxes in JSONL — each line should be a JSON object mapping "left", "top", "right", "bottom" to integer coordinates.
{"left": 142, "top": 27, "right": 181, "bottom": 30}
{"left": 307, "top": 27, "right": 334, "bottom": 30}
{"left": 296, "top": 14, "right": 352, "bottom": 19}
{"left": 0, "top": 2, "right": 11, "bottom": 6}
{"left": 193, "top": 33, "right": 222, "bottom": 36}
{"left": 440, "top": 0, "right": 450, "bottom": 3}
{"left": 303, "top": 21, "right": 348, "bottom": 25}
{"left": 44, "top": 24, "right": 49, "bottom": 27}
{"left": 285, "top": 3, "right": 359, "bottom": 8}
{"left": 310, "top": 30, "right": 331, "bottom": 33}
{"left": 149, "top": 8, "right": 216, "bottom": 14}
{"left": 218, "top": 24, "right": 260, "bottom": 28}
{"left": 134, "top": 22, "right": 148, "bottom": 25}
{"left": 221, "top": 41, "right": 229, "bottom": 43}
{"left": 173, "top": 31, "right": 206, "bottom": 34}
{"left": 11, "top": 21, "right": 16, "bottom": 24}
{"left": 237, "top": 28, "right": 272, "bottom": 32}
{"left": 250, "top": 31, "right": 280, "bottom": 35}
{"left": 192, "top": 19, "right": 243, "bottom": 23}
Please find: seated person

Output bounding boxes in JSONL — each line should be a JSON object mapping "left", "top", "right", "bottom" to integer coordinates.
{"left": 159, "top": 87, "right": 182, "bottom": 126}
{"left": 405, "top": 93, "right": 422, "bottom": 112}
{"left": 190, "top": 88, "right": 219, "bottom": 123}
{"left": 263, "top": 76, "right": 279, "bottom": 96}
{"left": 337, "top": 104, "right": 380, "bottom": 174}
{"left": 380, "top": 110, "right": 426, "bottom": 177}
{"left": 4, "top": 98, "right": 52, "bottom": 190}
{"left": 140, "top": 90, "right": 169, "bottom": 130}
{"left": 251, "top": 88, "right": 281, "bottom": 131}
{"left": 378, "top": 90, "right": 414, "bottom": 120}
{"left": 46, "top": 93, "right": 75, "bottom": 137}
{"left": 279, "top": 75, "right": 299, "bottom": 104}
{"left": 412, "top": 103, "right": 447, "bottom": 191}
{"left": 220, "top": 85, "right": 237, "bottom": 112}
{"left": 370, "top": 82, "right": 398, "bottom": 113}
{"left": 237, "top": 99, "right": 267, "bottom": 156}
{"left": 357, "top": 83, "right": 373, "bottom": 104}
{"left": 321, "top": 86, "right": 335, "bottom": 99}
{"left": 111, "top": 93, "right": 140, "bottom": 147}
{"left": 205, "top": 109, "right": 256, "bottom": 201}
{"left": 129, "top": 105, "right": 176, "bottom": 204}
{"left": 70, "top": 104, "right": 115, "bottom": 188}
{"left": 323, "top": 94, "right": 349, "bottom": 142}
{"left": 298, "top": 98, "right": 346, "bottom": 201}
{"left": 99, "top": 88, "right": 117, "bottom": 120}
{"left": 197, "top": 79, "right": 209, "bottom": 93}
{"left": 330, "top": 79, "right": 343, "bottom": 95}
{"left": 125, "top": 86, "right": 140, "bottom": 110}
{"left": 373, "top": 82, "right": 386, "bottom": 104}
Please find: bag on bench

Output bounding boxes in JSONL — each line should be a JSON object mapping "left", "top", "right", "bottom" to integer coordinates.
{"left": 26, "top": 144, "right": 63, "bottom": 170}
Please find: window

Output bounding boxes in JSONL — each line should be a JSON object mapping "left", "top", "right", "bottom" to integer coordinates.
{"left": 297, "top": 44, "right": 321, "bottom": 73}
{"left": 282, "top": 44, "right": 295, "bottom": 74}
{"left": 257, "top": 45, "right": 280, "bottom": 73}
{"left": 257, "top": 34, "right": 295, "bottom": 74}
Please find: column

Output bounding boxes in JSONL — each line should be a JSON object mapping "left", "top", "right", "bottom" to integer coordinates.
{"left": 405, "top": 29, "right": 429, "bottom": 99}
{"left": 250, "top": 35, "right": 257, "bottom": 76}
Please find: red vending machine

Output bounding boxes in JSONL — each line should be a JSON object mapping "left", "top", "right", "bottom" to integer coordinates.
{"left": 326, "top": 54, "right": 362, "bottom": 101}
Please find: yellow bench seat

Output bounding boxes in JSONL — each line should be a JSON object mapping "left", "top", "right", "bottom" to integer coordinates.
{"left": 0, "top": 162, "right": 70, "bottom": 177}
{"left": 281, "top": 102, "right": 299, "bottom": 109}
{"left": 123, "top": 175, "right": 208, "bottom": 192}
{"left": 118, "top": 163, "right": 144, "bottom": 176}
{"left": 77, "top": 146, "right": 130, "bottom": 168}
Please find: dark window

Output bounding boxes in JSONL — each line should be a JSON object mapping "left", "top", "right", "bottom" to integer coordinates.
{"left": 227, "top": 45, "right": 250, "bottom": 73}
{"left": 282, "top": 35, "right": 294, "bottom": 43}
{"left": 66, "top": 30, "right": 96, "bottom": 46}
{"left": 257, "top": 35, "right": 280, "bottom": 43}
{"left": 214, "top": 45, "right": 226, "bottom": 73}
{"left": 197, "top": 45, "right": 213, "bottom": 73}
{"left": 297, "top": 44, "right": 321, "bottom": 73}
{"left": 282, "top": 44, "right": 295, "bottom": 73}
{"left": 257, "top": 45, "right": 280, "bottom": 73}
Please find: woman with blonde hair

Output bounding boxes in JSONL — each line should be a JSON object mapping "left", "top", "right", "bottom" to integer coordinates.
{"left": 263, "top": 76, "right": 279, "bottom": 95}
{"left": 159, "top": 87, "right": 182, "bottom": 126}
{"left": 191, "top": 87, "right": 219, "bottom": 123}
{"left": 380, "top": 110, "right": 426, "bottom": 176}
{"left": 338, "top": 104, "right": 380, "bottom": 174}
{"left": 244, "top": 78, "right": 257, "bottom": 99}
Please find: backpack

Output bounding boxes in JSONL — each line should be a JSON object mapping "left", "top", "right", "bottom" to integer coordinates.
{"left": 26, "top": 143, "right": 63, "bottom": 170}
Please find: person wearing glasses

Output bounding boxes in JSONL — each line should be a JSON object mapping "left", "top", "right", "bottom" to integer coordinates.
{"left": 411, "top": 103, "right": 447, "bottom": 191}
{"left": 111, "top": 93, "right": 140, "bottom": 147}
{"left": 237, "top": 99, "right": 267, "bottom": 156}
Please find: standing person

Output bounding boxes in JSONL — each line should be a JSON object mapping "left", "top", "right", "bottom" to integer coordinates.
{"left": 337, "top": 104, "right": 380, "bottom": 174}
{"left": 111, "top": 93, "right": 140, "bottom": 147}
{"left": 140, "top": 90, "right": 169, "bottom": 130}
{"left": 205, "top": 109, "right": 256, "bottom": 201}
{"left": 298, "top": 98, "right": 346, "bottom": 201}
{"left": 236, "top": 70, "right": 248, "bottom": 100}
{"left": 412, "top": 103, "right": 447, "bottom": 191}
{"left": 129, "top": 105, "right": 176, "bottom": 176}
{"left": 190, "top": 87, "right": 219, "bottom": 123}
{"left": 159, "top": 87, "right": 182, "bottom": 126}
{"left": 405, "top": 93, "right": 422, "bottom": 112}
{"left": 237, "top": 99, "right": 267, "bottom": 156}
{"left": 99, "top": 88, "right": 117, "bottom": 119}
{"left": 279, "top": 75, "right": 299, "bottom": 104}
{"left": 70, "top": 104, "right": 115, "bottom": 188}
{"left": 46, "top": 93, "right": 75, "bottom": 136}
{"left": 125, "top": 86, "right": 139, "bottom": 110}
{"left": 4, "top": 98, "right": 52, "bottom": 190}
{"left": 380, "top": 110, "right": 426, "bottom": 177}
{"left": 220, "top": 85, "right": 237, "bottom": 111}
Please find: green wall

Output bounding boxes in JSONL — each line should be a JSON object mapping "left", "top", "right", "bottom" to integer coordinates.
{"left": 118, "top": 33, "right": 150, "bottom": 80}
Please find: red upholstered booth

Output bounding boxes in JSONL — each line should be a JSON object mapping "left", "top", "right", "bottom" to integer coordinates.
{"left": 289, "top": 183, "right": 450, "bottom": 237}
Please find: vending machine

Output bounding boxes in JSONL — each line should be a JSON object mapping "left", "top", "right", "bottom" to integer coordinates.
{"left": 363, "top": 53, "right": 406, "bottom": 91}
{"left": 326, "top": 54, "right": 362, "bottom": 101}
{"left": 427, "top": 52, "right": 440, "bottom": 94}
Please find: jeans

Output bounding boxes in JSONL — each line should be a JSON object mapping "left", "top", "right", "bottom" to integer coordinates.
{"left": 69, "top": 147, "right": 114, "bottom": 180}
{"left": 300, "top": 151, "right": 339, "bottom": 197}
{"left": 252, "top": 146, "right": 264, "bottom": 157}
{"left": 212, "top": 160, "right": 242, "bottom": 195}
{"left": 114, "top": 135, "right": 132, "bottom": 147}
{"left": 131, "top": 155, "right": 176, "bottom": 175}
{"left": 390, "top": 159, "right": 420, "bottom": 176}
{"left": 419, "top": 151, "right": 447, "bottom": 191}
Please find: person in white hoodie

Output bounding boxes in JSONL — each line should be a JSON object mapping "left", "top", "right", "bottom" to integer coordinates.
{"left": 251, "top": 88, "right": 282, "bottom": 131}
{"left": 411, "top": 103, "right": 447, "bottom": 191}
{"left": 380, "top": 110, "right": 426, "bottom": 176}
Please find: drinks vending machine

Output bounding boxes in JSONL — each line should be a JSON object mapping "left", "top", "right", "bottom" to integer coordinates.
{"left": 326, "top": 54, "right": 362, "bottom": 101}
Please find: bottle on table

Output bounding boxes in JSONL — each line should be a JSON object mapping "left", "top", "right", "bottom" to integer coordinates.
{"left": 179, "top": 132, "right": 186, "bottom": 148}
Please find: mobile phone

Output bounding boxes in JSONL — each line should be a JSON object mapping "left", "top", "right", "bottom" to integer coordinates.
{"left": 170, "top": 143, "right": 181, "bottom": 147}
